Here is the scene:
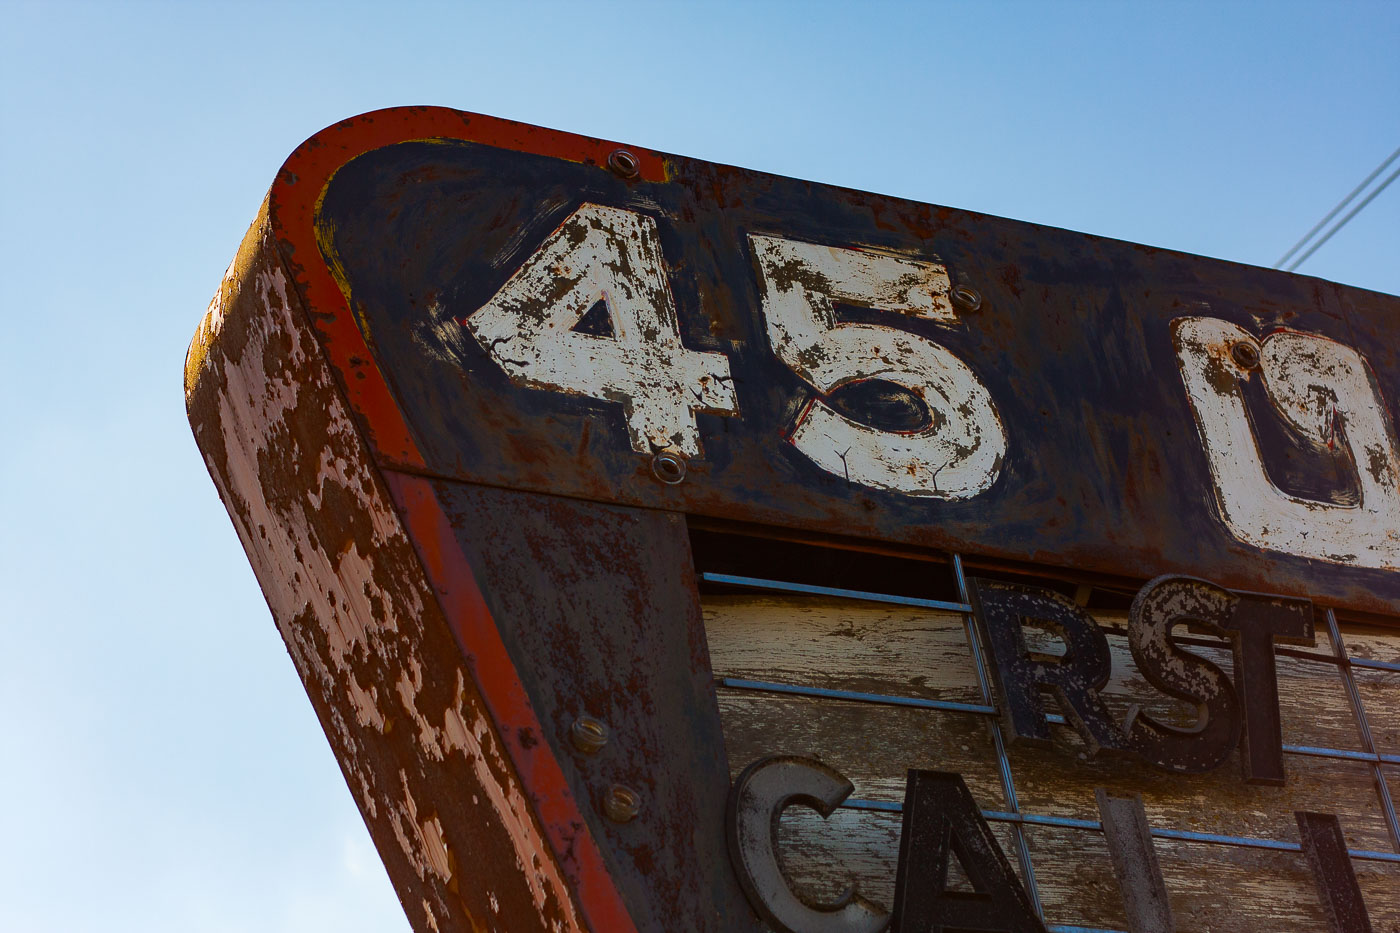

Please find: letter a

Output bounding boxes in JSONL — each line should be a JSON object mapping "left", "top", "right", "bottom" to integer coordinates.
{"left": 892, "top": 770, "right": 1046, "bottom": 932}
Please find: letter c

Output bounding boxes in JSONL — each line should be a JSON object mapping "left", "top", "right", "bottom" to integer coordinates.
{"left": 726, "top": 756, "right": 890, "bottom": 933}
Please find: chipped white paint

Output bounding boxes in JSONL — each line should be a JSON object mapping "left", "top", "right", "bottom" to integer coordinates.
{"left": 205, "top": 261, "right": 412, "bottom": 672}
{"left": 186, "top": 220, "right": 588, "bottom": 932}
{"left": 750, "top": 235, "right": 1006, "bottom": 497}
{"left": 755, "top": 237, "right": 957, "bottom": 323}
{"left": 466, "top": 203, "right": 738, "bottom": 457}
{"left": 391, "top": 771, "right": 453, "bottom": 883}
{"left": 1173, "top": 316, "right": 1400, "bottom": 569}
{"left": 399, "top": 667, "right": 581, "bottom": 930}
{"left": 348, "top": 674, "right": 387, "bottom": 731}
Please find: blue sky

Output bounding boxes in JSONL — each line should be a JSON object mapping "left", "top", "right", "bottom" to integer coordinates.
{"left": 1, "top": 2, "right": 1396, "bottom": 930}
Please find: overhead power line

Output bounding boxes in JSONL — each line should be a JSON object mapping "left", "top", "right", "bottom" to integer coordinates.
{"left": 1274, "top": 144, "right": 1400, "bottom": 272}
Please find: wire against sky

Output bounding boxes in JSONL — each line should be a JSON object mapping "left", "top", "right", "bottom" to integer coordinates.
{"left": 1275, "top": 144, "right": 1400, "bottom": 272}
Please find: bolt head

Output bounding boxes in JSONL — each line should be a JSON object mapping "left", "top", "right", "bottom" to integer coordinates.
{"left": 651, "top": 450, "right": 687, "bottom": 485}
{"left": 570, "top": 716, "right": 609, "bottom": 754}
{"left": 607, "top": 149, "right": 641, "bottom": 180}
{"left": 603, "top": 784, "right": 641, "bottom": 823}
{"left": 950, "top": 284, "right": 983, "bottom": 312}
{"left": 1230, "top": 340, "right": 1261, "bottom": 371}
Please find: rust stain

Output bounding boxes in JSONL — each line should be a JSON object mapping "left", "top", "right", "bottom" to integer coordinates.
{"left": 185, "top": 211, "right": 594, "bottom": 933}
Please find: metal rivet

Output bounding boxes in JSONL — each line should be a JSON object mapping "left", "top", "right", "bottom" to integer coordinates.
{"left": 651, "top": 450, "right": 687, "bottom": 485}
{"left": 570, "top": 716, "right": 608, "bottom": 754}
{"left": 607, "top": 149, "right": 640, "bottom": 180}
{"left": 603, "top": 784, "right": 641, "bottom": 823}
{"left": 950, "top": 284, "right": 983, "bottom": 312}
{"left": 1231, "top": 340, "right": 1261, "bottom": 371}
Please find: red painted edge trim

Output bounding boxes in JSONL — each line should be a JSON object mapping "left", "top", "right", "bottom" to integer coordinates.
{"left": 267, "top": 107, "right": 661, "bottom": 933}
{"left": 386, "top": 469, "right": 639, "bottom": 933}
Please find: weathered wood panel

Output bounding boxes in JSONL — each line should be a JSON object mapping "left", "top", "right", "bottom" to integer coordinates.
{"left": 1006, "top": 738, "right": 1392, "bottom": 852}
{"left": 1042, "top": 613, "right": 1363, "bottom": 752}
{"left": 763, "top": 807, "right": 1400, "bottom": 932}
{"left": 1035, "top": 829, "right": 1400, "bottom": 932}
{"left": 704, "top": 595, "right": 983, "bottom": 706}
{"left": 1339, "top": 621, "right": 1400, "bottom": 665}
{"left": 716, "top": 691, "right": 1007, "bottom": 809}
{"left": 1357, "top": 668, "right": 1400, "bottom": 756}
{"left": 707, "top": 599, "right": 1369, "bottom": 755}
{"left": 185, "top": 208, "right": 591, "bottom": 933}
{"left": 704, "top": 592, "right": 1400, "bottom": 928}
{"left": 770, "top": 808, "right": 1024, "bottom": 911}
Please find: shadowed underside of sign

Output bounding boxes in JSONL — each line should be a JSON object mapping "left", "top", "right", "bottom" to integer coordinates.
{"left": 186, "top": 107, "right": 1400, "bottom": 933}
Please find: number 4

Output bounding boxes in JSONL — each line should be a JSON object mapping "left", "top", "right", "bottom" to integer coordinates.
{"left": 465, "top": 203, "right": 738, "bottom": 457}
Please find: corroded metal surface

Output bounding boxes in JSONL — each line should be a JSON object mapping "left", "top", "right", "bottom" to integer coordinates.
{"left": 400, "top": 481, "right": 766, "bottom": 932}
{"left": 185, "top": 207, "right": 629, "bottom": 933}
{"left": 269, "top": 107, "right": 1399, "bottom": 616}
{"left": 187, "top": 106, "right": 1400, "bottom": 932}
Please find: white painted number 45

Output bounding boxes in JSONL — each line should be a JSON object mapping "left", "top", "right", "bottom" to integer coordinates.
{"left": 467, "top": 203, "right": 1006, "bottom": 498}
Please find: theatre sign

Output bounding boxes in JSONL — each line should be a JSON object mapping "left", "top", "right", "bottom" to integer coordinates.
{"left": 186, "top": 108, "right": 1400, "bottom": 932}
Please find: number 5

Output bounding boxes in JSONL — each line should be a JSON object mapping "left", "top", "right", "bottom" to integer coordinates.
{"left": 750, "top": 235, "right": 1007, "bottom": 497}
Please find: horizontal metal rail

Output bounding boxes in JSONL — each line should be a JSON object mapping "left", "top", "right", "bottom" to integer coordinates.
{"left": 706, "top": 564, "right": 1400, "bottom": 931}
{"left": 699, "top": 572, "right": 972, "bottom": 613}
{"left": 711, "top": 571, "right": 1400, "bottom": 672}
{"left": 705, "top": 574, "right": 1400, "bottom": 669}
{"left": 718, "top": 677, "right": 995, "bottom": 716}
{"left": 718, "top": 677, "right": 1400, "bottom": 766}
{"left": 702, "top": 575, "right": 1400, "bottom": 674}
{"left": 1284, "top": 742, "right": 1400, "bottom": 766}
{"left": 839, "top": 797, "right": 1400, "bottom": 864}
{"left": 1351, "top": 656, "right": 1400, "bottom": 673}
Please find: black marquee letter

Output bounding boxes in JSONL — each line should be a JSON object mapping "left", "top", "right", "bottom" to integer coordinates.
{"left": 1222, "top": 594, "right": 1314, "bottom": 785}
{"left": 1296, "top": 811, "right": 1373, "bottom": 933}
{"left": 1126, "top": 576, "right": 1242, "bottom": 774}
{"left": 725, "top": 756, "right": 889, "bottom": 933}
{"left": 893, "top": 770, "right": 1046, "bottom": 933}
{"left": 1095, "top": 789, "right": 1176, "bottom": 933}
{"left": 968, "top": 579, "right": 1127, "bottom": 755}
{"left": 1126, "top": 576, "right": 1312, "bottom": 783}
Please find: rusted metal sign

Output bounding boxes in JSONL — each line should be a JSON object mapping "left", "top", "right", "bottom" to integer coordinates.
{"left": 261, "top": 108, "right": 1400, "bottom": 616}
{"left": 186, "top": 107, "right": 1400, "bottom": 933}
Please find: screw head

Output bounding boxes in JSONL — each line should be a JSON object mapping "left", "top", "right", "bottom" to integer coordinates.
{"left": 950, "top": 284, "right": 983, "bottom": 312}
{"left": 1230, "top": 340, "right": 1261, "bottom": 371}
{"left": 603, "top": 784, "right": 641, "bottom": 823}
{"left": 607, "top": 149, "right": 641, "bottom": 180}
{"left": 570, "top": 716, "right": 609, "bottom": 754}
{"left": 651, "top": 450, "right": 687, "bottom": 485}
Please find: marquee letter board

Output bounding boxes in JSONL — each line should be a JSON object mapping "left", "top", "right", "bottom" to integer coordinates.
{"left": 186, "top": 107, "right": 1400, "bottom": 932}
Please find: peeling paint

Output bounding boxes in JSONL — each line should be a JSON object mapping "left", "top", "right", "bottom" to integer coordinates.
{"left": 751, "top": 234, "right": 1006, "bottom": 498}
{"left": 466, "top": 203, "right": 738, "bottom": 457}
{"left": 1174, "top": 316, "right": 1400, "bottom": 569}
{"left": 185, "top": 213, "right": 591, "bottom": 933}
